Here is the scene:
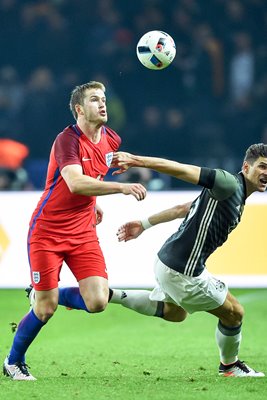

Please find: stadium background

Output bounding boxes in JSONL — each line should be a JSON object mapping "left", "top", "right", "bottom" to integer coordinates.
{"left": 0, "top": 0, "right": 267, "bottom": 287}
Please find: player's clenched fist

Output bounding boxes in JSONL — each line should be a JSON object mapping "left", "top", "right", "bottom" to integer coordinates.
{"left": 111, "top": 152, "right": 140, "bottom": 175}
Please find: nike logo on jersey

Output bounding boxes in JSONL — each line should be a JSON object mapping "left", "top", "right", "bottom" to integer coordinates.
{"left": 82, "top": 157, "right": 91, "bottom": 161}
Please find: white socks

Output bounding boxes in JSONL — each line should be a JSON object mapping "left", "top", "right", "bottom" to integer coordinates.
{"left": 216, "top": 321, "right": 242, "bottom": 365}
{"left": 110, "top": 289, "right": 160, "bottom": 317}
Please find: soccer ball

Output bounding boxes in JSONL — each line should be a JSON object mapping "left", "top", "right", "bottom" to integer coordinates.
{"left": 136, "top": 30, "right": 176, "bottom": 70}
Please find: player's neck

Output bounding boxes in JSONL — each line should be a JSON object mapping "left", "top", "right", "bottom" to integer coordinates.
{"left": 77, "top": 121, "right": 102, "bottom": 144}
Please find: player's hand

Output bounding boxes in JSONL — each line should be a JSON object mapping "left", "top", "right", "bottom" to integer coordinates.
{"left": 111, "top": 152, "right": 135, "bottom": 176}
{"left": 117, "top": 221, "right": 144, "bottom": 242}
{"left": 95, "top": 204, "right": 104, "bottom": 225}
{"left": 121, "top": 183, "right": 146, "bottom": 201}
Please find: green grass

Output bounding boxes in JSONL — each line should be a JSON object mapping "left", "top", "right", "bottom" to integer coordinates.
{"left": 0, "top": 289, "right": 267, "bottom": 399}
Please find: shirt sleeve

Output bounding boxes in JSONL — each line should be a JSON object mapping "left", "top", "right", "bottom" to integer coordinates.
{"left": 198, "top": 167, "right": 238, "bottom": 200}
{"left": 198, "top": 167, "right": 216, "bottom": 188}
{"left": 54, "top": 131, "right": 81, "bottom": 171}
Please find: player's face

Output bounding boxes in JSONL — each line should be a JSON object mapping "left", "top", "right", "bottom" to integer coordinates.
{"left": 243, "top": 157, "right": 267, "bottom": 192}
{"left": 81, "top": 88, "right": 107, "bottom": 124}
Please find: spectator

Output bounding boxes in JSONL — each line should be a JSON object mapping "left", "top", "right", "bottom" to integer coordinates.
{"left": 229, "top": 32, "right": 255, "bottom": 107}
{"left": 0, "top": 0, "right": 266, "bottom": 189}
{"left": 0, "top": 66, "right": 24, "bottom": 138}
{"left": 21, "top": 67, "right": 58, "bottom": 158}
{"left": 0, "top": 138, "right": 30, "bottom": 190}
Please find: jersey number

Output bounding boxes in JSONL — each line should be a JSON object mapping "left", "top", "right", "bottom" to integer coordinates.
{"left": 186, "top": 197, "right": 200, "bottom": 222}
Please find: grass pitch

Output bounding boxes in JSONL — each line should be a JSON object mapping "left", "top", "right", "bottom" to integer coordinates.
{"left": 0, "top": 288, "right": 266, "bottom": 400}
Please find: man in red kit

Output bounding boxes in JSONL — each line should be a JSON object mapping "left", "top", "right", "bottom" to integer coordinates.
{"left": 3, "top": 81, "right": 146, "bottom": 381}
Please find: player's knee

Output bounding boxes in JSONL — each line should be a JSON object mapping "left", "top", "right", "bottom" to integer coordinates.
{"left": 224, "top": 302, "right": 244, "bottom": 326}
{"left": 234, "top": 303, "right": 244, "bottom": 325}
{"left": 85, "top": 297, "right": 108, "bottom": 313}
{"left": 34, "top": 303, "right": 57, "bottom": 322}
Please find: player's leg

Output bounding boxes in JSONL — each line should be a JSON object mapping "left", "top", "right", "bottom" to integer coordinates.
{"left": 208, "top": 290, "right": 243, "bottom": 365}
{"left": 61, "top": 245, "right": 186, "bottom": 319}
{"left": 110, "top": 288, "right": 164, "bottom": 316}
{"left": 57, "top": 281, "right": 109, "bottom": 314}
{"left": 152, "top": 257, "right": 264, "bottom": 376}
{"left": 63, "top": 239, "right": 109, "bottom": 313}
{"left": 3, "top": 308, "right": 43, "bottom": 381}
{"left": 109, "top": 255, "right": 187, "bottom": 321}
{"left": 208, "top": 290, "right": 264, "bottom": 377}
{"left": 33, "top": 288, "right": 59, "bottom": 321}
{"left": 28, "top": 284, "right": 187, "bottom": 321}
{"left": 4, "top": 289, "right": 58, "bottom": 381}
{"left": 110, "top": 288, "right": 187, "bottom": 321}
{"left": 163, "top": 302, "right": 187, "bottom": 322}
{"left": 60, "top": 250, "right": 188, "bottom": 320}
{"left": 36, "top": 243, "right": 187, "bottom": 320}
{"left": 57, "top": 286, "right": 88, "bottom": 310}
{"left": 78, "top": 276, "right": 109, "bottom": 312}
{"left": 3, "top": 236, "right": 61, "bottom": 381}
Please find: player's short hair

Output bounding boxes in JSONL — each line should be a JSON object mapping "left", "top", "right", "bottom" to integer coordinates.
{"left": 244, "top": 143, "right": 267, "bottom": 164}
{"left": 69, "top": 81, "right": 106, "bottom": 120}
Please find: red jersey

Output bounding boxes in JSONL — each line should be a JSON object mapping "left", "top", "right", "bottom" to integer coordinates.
{"left": 29, "top": 124, "right": 121, "bottom": 239}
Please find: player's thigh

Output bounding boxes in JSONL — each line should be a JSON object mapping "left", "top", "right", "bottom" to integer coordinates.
{"left": 66, "top": 240, "right": 108, "bottom": 282}
{"left": 149, "top": 280, "right": 187, "bottom": 322}
{"left": 163, "top": 302, "right": 187, "bottom": 322}
{"left": 28, "top": 235, "right": 64, "bottom": 291}
{"left": 79, "top": 276, "right": 109, "bottom": 301}
{"left": 207, "top": 290, "right": 244, "bottom": 326}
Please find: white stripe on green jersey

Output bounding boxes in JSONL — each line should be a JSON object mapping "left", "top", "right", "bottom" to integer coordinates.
{"left": 157, "top": 171, "right": 246, "bottom": 277}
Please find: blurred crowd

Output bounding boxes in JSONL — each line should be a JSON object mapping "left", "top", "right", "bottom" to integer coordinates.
{"left": 0, "top": 0, "right": 267, "bottom": 189}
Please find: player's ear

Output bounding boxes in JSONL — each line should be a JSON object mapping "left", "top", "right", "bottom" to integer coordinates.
{"left": 242, "top": 161, "right": 250, "bottom": 174}
{"left": 75, "top": 104, "right": 84, "bottom": 116}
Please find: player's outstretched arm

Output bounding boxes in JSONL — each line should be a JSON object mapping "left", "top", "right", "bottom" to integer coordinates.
{"left": 61, "top": 164, "right": 146, "bottom": 201}
{"left": 117, "top": 202, "right": 192, "bottom": 242}
{"left": 112, "top": 152, "right": 201, "bottom": 185}
{"left": 147, "top": 201, "right": 192, "bottom": 224}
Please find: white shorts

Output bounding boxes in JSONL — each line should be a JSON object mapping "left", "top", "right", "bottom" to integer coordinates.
{"left": 149, "top": 257, "right": 228, "bottom": 314}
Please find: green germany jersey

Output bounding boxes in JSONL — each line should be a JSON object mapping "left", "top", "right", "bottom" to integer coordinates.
{"left": 157, "top": 170, "right": 247, "bottom": 277}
